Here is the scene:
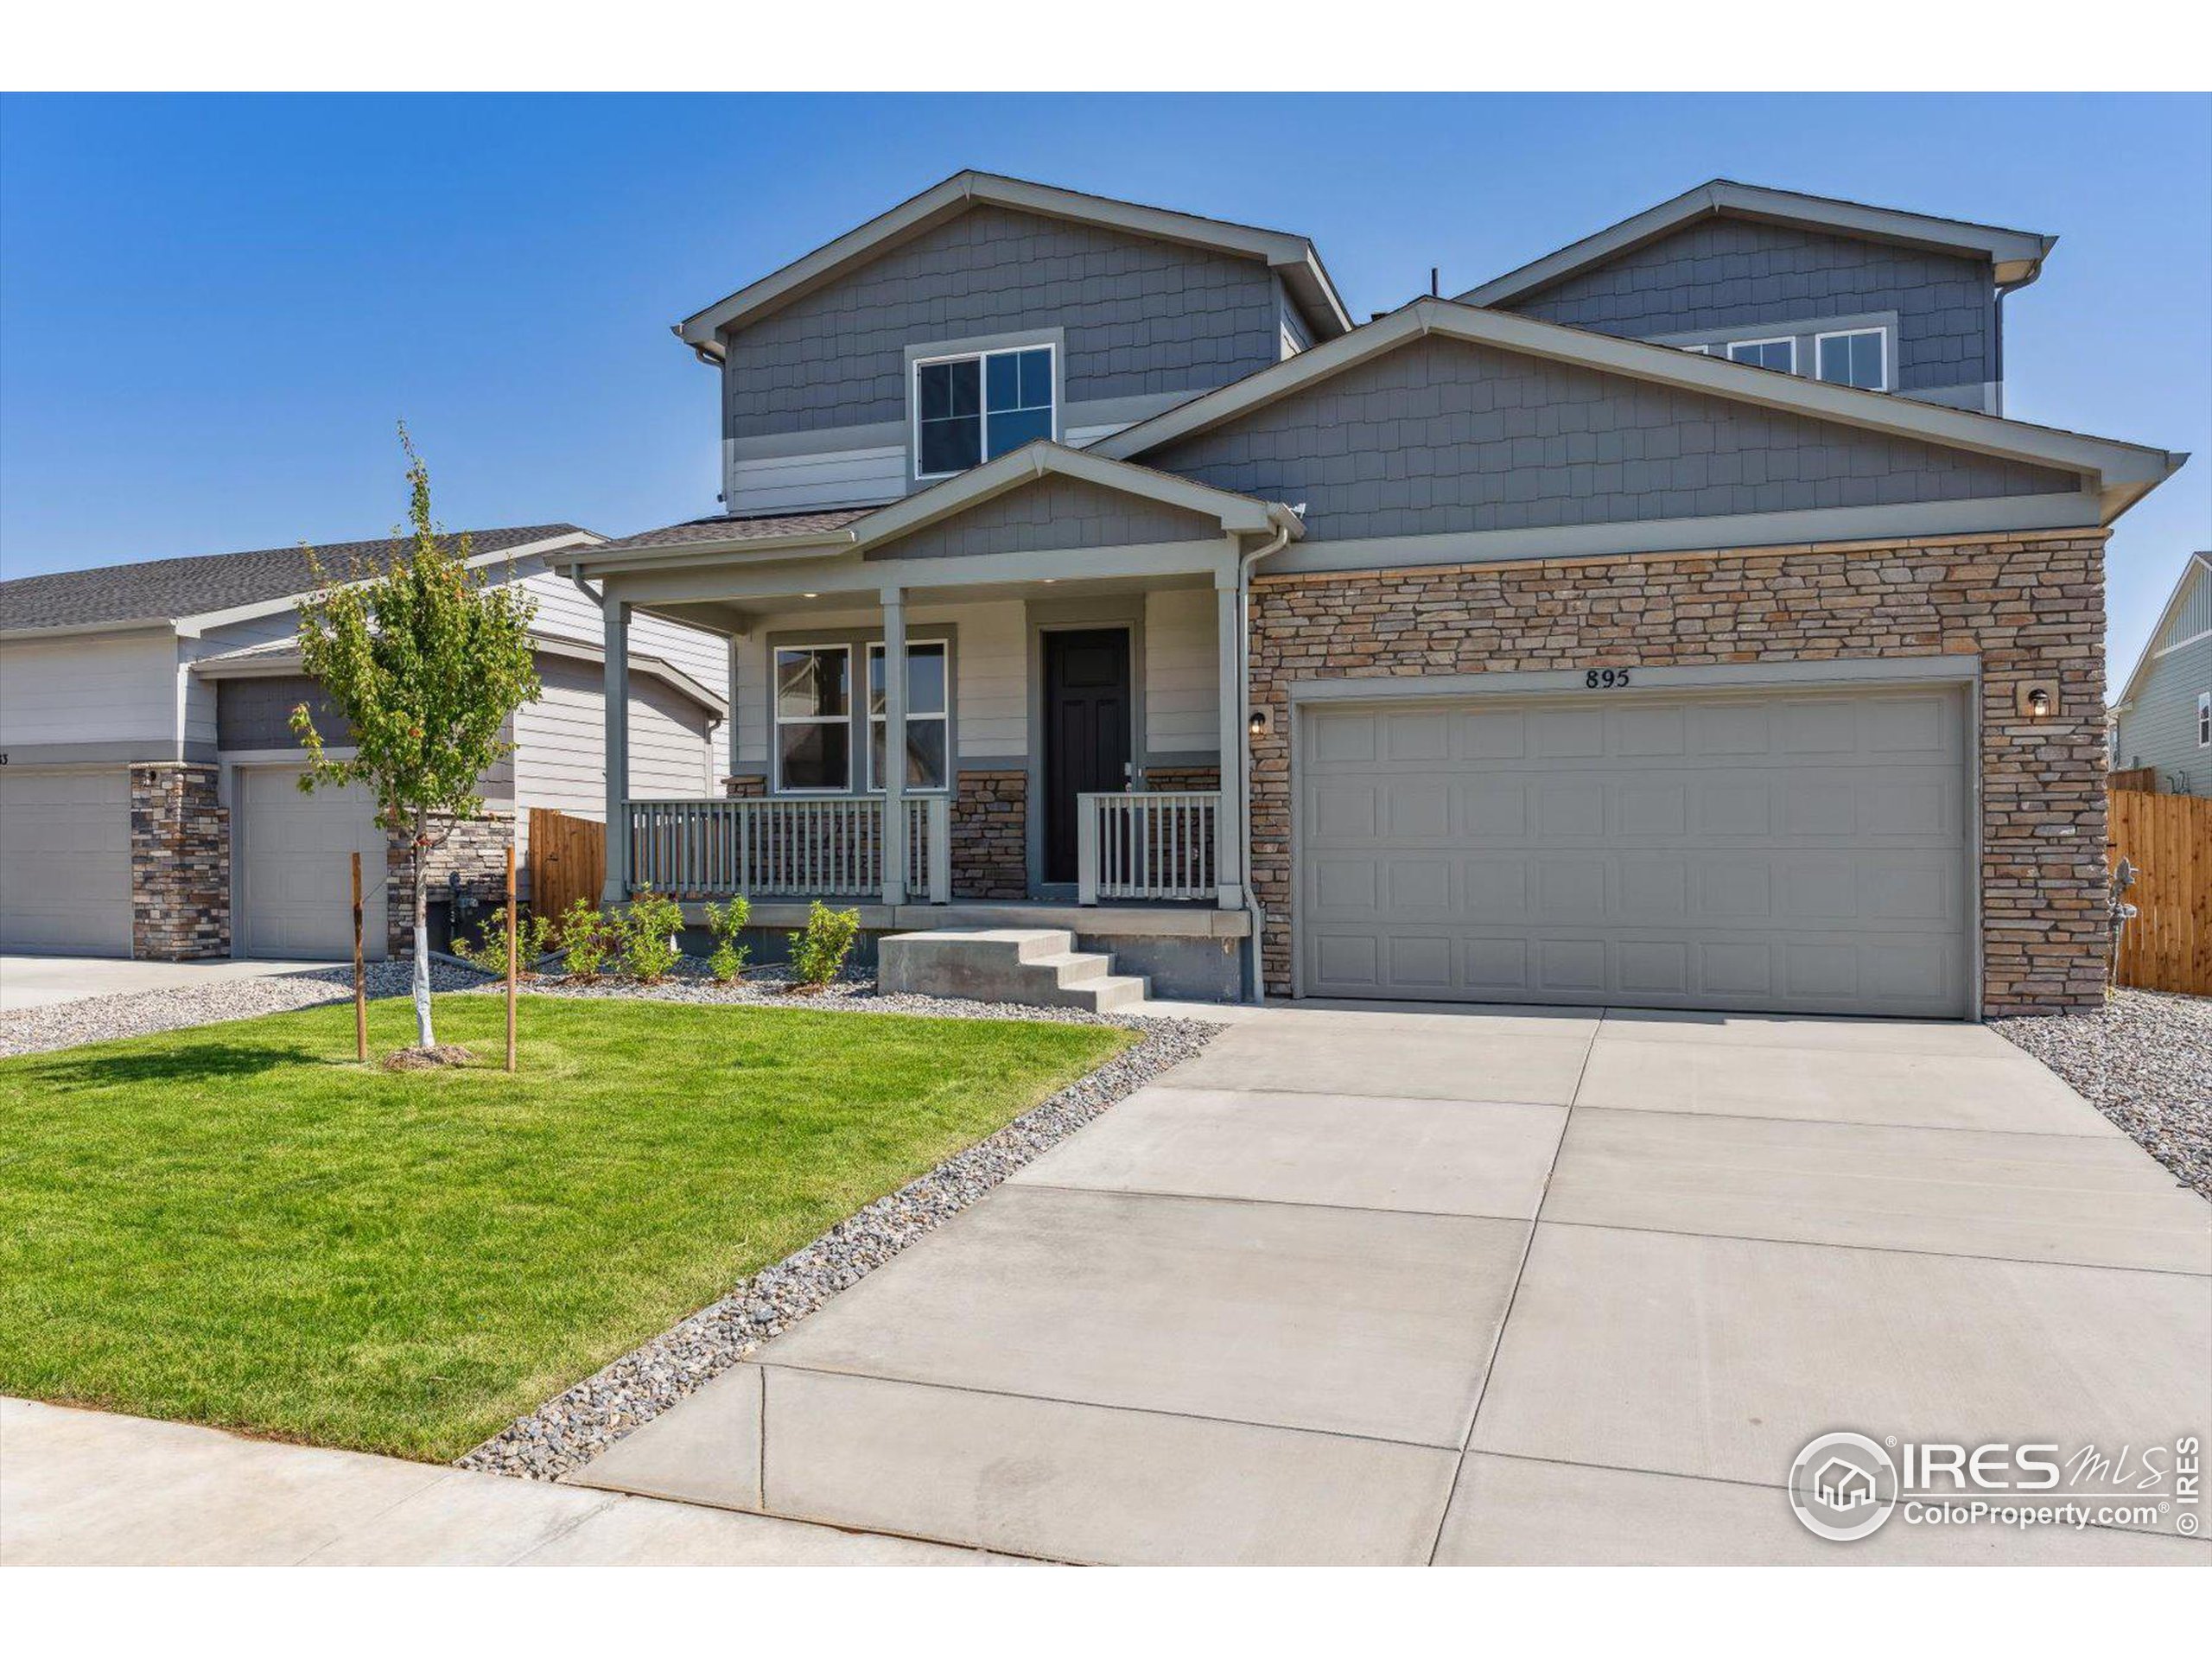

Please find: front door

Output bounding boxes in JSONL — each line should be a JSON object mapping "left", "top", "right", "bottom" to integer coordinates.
{"left": 1042, "top": 628, "right": 1133, "bottom": 885}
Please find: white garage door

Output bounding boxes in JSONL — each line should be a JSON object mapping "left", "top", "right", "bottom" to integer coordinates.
{"left": 1298, "top": 685, "right": 1974, "bottom": 1018}
{"left": 234, "top": 766, "right": 387, "bottom": 961}
{"left": 0, "top": 768, "right": 132, "bottom": 955}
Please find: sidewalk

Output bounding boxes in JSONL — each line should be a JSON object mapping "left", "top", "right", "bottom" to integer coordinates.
{"left": 0, "top": 1397, "right": 1013, "bottom": 1566}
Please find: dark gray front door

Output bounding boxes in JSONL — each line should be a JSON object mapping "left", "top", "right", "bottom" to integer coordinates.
{"left": 1043, "top": 628, "right": 1132, "bottom": 884}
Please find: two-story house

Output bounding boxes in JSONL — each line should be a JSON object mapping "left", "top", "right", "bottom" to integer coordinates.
{"left": 558, "top": 170, "right": 2183, "bottom": 1019}
{"left": 2109, "top": 551, "right": 2212, "bottom": 796}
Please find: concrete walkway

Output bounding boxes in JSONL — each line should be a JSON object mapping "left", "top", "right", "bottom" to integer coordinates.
{"left": 0, "top": 1396, "right": 1011, "bottom": 1565}
{"left": 574, "top": 1002, "right": 2211, "bottom": 1566}
{"left": 0, "top": 955, "right": 341, "bottom": 1012}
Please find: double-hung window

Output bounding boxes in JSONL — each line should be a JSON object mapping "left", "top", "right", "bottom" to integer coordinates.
{"left": 1726, "top": 337, "right": 1796, "bottom": 373}
{"left": 1816, "top": 327, "right": 1887, "bottom": 391}
{"left": 2199, "top": 690, "right": 2210, "bottom": 749}
{"left": 774, "top": 645, "right": 852, "bottom": 791}
{"left": 913, "top": 345, "right": 1054, "bottom": 479}
{"left": 868, "top": 641, "right": 949, "bottom": 791}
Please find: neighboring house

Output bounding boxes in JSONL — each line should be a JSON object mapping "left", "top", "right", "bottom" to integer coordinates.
{"left": 0, "top": 527, "right": 728, "bottom": 960}
{"left": 2110, "top": 551, "right": 2212, "bottom": 796}
{"left": 557, "top": 170, "right": 2183, "bottom": 1019}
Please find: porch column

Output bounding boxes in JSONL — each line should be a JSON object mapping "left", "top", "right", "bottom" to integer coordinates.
{"left": 1215, "top": 573, "right": 1245, "bottom": 911}
{"left": 880, "top": 584, "right": 907, "bottom": 906}
{"left": 603, "top": 595, "right": 631, "bottom": 904}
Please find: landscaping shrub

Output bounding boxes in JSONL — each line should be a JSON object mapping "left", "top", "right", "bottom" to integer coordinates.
{"left": 703, "top": 895, "right": 752, "bottom": 984}
{"left": 788, "top": 901, "right": 860, "bottom": 988}
{"left": 620, "top": 887, "right": 685, "bottom": 983}
{"left": 556, "top": 897, "right": 614, "bottom": 980}
{"left": 454, "top": 907, "right": 553, "bottom": 978}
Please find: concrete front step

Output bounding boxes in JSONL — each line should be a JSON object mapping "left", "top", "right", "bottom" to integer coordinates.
{"left": 878, "top": 929, "right": 1147, "bottom": 1014}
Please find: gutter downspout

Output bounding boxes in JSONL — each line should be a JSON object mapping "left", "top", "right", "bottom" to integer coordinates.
{"left": 1236, "top": 505, "right": 1299, "bottom": 1002}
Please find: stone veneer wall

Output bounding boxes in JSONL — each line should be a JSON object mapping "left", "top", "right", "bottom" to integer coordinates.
{"left": 1145, "top": 764, "right": 1222, "bottom": 795}
{"left": 1246, "top": 530, "right": 2108, "bottom": 1014}
{"left": 387, "top": 811, "right": 517, "bottom": 956}
{"left": 130, "top": 763, "right": 229, "bottom": 960}
{"left": 950, "top": 769, "right": 1027, "bottom": 899}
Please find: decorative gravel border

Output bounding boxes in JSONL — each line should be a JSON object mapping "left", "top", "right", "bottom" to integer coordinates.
{"left": 1992, "top": 988, "right": 2212, "bottom": 1202}
{"left": 0, "top": 959, "right": 487, "bottom": 1058}
{"left": 456, "top": 991, "right": 1218, "bottom": 1481}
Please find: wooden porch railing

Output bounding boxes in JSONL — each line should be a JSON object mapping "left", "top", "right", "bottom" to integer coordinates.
{"left": 2108, "top": 787, "right": 2212, "bottom": 995}
{"left": 625, "top": 796, "right": 949, "bottom": 901}
{"left": 1077, "top": 790, "right": 1220, "bottom": 905}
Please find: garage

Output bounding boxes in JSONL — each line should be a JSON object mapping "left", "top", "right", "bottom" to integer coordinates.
{"left": 1297, "top": 683, "right": 1974, "bottom": 1018}
{"left": 0, "top": 768, "right": 133, "bottom": 956}
{"left": 232, "top": 766, "right": 387, "bottom": 961}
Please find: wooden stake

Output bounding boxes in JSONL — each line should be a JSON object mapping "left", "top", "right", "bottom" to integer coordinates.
{"left": 505, "top": 842, "right": 518, "bottom": 1073}
{"left": 351, "top": 850, "right": 367, "bottom": 1062}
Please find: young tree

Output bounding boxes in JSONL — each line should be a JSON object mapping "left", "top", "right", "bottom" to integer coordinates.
{"left": 290, "top": 426, "right": 539, "bottom": 1054}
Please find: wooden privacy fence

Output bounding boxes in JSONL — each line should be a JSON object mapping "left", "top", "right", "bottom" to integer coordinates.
{"left": 528, "top": 807, "right": 605, "bottom": 920}
{"left": 2107, "top": 789, "right": 2212, "bottom": 996}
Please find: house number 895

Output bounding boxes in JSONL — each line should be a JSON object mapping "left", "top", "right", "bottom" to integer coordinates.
{"left": 1584, "top": 669, "right": 1632, "bottom": 689}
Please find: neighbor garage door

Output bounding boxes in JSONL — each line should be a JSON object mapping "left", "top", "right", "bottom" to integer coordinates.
{"left": 0, "top": 768, "right": 132, "bottom": 956}
{"left": 1298, "top": 684, "right": 1974, "bottom": 1017}
{"left": 234, "top": 766, "right": 387, "bottom": 960}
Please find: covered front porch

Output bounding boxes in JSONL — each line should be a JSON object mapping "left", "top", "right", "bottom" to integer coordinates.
{"left": 567, "top": 443, "right": 1300, "bottom": 995}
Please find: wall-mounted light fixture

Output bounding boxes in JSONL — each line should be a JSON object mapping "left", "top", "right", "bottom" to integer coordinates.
{"left": 2016, "top": 682, "right": 2059, "bottom": 719}
{"left": 1247, "top": 708, "right": 1270, "bottom": 738}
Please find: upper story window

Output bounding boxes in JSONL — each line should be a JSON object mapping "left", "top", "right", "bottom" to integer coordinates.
{"left": 1817, "top": 327, "right": 1888, "bottom": 391}
{"left": 2198, "top": 690, "right": 2209, "bottom": 749}
{"left": 913, "top": 345, "right": 1055, "bottom": 480}
{"left": 1726, "top": 337, "right": 1796, "bottom": 373}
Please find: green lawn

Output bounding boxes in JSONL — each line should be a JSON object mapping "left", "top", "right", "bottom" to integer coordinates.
{"left": 0, "top": 995, "right": 1128, "bottom": 1461}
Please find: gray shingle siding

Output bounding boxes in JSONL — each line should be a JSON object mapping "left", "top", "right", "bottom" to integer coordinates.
{"left": 216, "top": 674, "right": 352, "bottom": 750}
{"left": 1497, "top": 217, "right": 1996, "bottom": 398}
{"left": 724, "top": 205, "right": 1281, "bottom": 441}
{"left": 867, "top": 474, "right": 1221, "bottom": 562}
{"left": 1139, "top": 334, "right": 2078, "bottom": 543}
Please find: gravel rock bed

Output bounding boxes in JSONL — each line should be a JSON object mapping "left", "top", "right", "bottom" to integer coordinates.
{"left": 457, "top": 1001, "right": 1217, "bottom": 1482}
{"left": 1993, "top": 988, "right": 2212, "bottom": 1201}
{"left": 0, "top": 959, "right": 487, "bottom": 1058}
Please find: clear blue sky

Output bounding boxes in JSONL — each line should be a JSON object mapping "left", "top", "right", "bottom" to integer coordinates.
{"left": 3, "top": 92, "right": 2205, "bottom": 675}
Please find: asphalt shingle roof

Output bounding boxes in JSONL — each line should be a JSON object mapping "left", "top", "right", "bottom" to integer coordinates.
{"left": 0, "top": 524, "right": 591, "bottom": 632}
{"left": 589, "top": 510, "right": 874, "bottom": 555}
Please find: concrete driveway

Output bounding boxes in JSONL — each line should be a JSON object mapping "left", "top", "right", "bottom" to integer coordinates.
{"left": 575, "top": 1003, "right": 2210, "bottom": 1566}
{"left": 0, "top": 955, "right": 340, "bottom": 1012}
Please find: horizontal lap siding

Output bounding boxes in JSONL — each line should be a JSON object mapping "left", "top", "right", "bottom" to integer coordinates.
{"left": 0, "top": 630, "right": 177, "bottom": 749}
{"left": 1145, "top": 588, "right": 1220, "bottom": 757}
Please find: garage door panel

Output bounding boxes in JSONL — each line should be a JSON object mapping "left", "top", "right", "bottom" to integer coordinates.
{"left": 0, "top": 769, "right": 131, "bottom": 955}
{"left": 236, "top": 766, "right": 385, "bottom": 961}
{"left": 1300, "top": 686, "right": 1973, "bottom": 1017}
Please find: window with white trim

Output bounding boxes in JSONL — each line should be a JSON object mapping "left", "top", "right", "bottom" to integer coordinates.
{"left": 912, "top": 345, "right": 1055, "bottom": 479}
{"left": 2198, "top": 690, "right": 2209, "bottom": 748}
{"left": 773, "top": 645, "right": 852, "bottom": 791}
{"left": 1726, "top": 337, "right": 1796, "bottom": 373}
{"left": 867, "top": 640, "right": 950, "bottom": 791}
{"left": 1816, "top": 327, "right": 1887, "bottom": 391}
